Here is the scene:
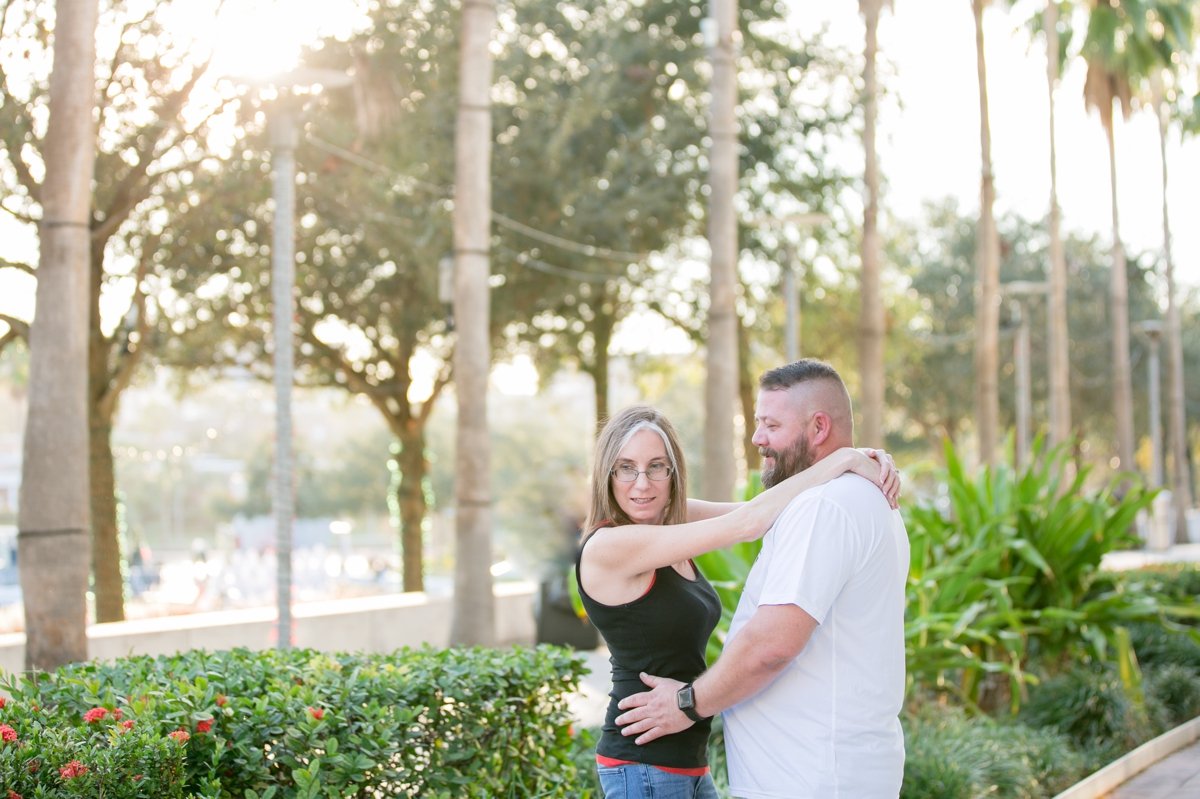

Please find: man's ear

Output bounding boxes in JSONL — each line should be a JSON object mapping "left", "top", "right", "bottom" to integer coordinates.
{"left": 809, "top": 411, "right": 833, "bottom": 448}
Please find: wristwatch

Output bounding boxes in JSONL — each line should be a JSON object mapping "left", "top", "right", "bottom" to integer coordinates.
{"left": 676, "top": 682, "right": 710, "bottom": 722}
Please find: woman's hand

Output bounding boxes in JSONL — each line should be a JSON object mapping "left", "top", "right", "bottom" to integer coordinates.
{"left": 834, "top": 447, "right": 901, "bottom": 509}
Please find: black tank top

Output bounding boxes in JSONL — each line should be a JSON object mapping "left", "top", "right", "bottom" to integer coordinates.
{"left": 576, "top": 532, "right": 722, "bottom": 768}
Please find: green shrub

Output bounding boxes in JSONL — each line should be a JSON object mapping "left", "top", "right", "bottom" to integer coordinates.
{"left": 1127, "top": 620, "right": 1200, "bottom": 671}
{"left": 0, "top": 645, "right": 588, "bottom": 799}
{"left": 902, "top": 703, "right": 1084, "bottom": 799}
{"left": 1146, "top": 662, "right": 1200, "bottom": 728}
{"left": 1019, "top": 665, "right": 1157, "bottom": 772}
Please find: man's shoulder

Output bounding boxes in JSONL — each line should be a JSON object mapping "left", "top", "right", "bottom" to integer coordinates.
{"left": 785, "top": 472, "right": 888, "bottom": 516}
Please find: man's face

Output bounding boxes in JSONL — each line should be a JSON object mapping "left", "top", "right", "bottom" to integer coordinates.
{"left": 751, "top": 387, "right": 815, "bottom": 488}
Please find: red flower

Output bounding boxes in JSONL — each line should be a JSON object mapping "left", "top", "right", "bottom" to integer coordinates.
{"left": 111, "top": 707, "right": 123, "bottom": 720}
{"left": 307, "top": 706, "right": 325, "bottom": 720}
{"left": 8, "top": 789, "right": 22, "bottom": 799}
{"left": 58, "top": 759, "right": 90, "bottom": 779}
{"left": 83, "top": 707, "right": 107, "bottom": 724}
{"left": 132, "top": 774, "right": 144, "bottom": 781}
{"left": 196, "top": 718, "right": 214, "bottom": 734}
{"left": 168, "top": 729, "right": 190, "bottom": 744}
{"left": 121, "top": 720, "right": 135, "bottom": 731}
{"left": 215, "top": 694, "right": 228, "bottom": 707}
{"left": 0, "top": 696, "right": 7, "bottom": 709}
{"left": 0, "top": 723, "right": 17, "bottom": 742}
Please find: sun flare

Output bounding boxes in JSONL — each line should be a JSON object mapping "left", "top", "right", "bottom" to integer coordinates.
{"left": 165, "top": 0, "right": 362, "bottom": 82}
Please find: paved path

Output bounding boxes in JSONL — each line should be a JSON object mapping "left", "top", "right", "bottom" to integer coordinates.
{"left": 566, "top": 645, "right": 612, "bottom": 729}
{"left": 1103, "top": 738, "right": 1200, "bottom": 798}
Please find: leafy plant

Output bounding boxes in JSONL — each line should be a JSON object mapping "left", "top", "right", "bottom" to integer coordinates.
{"left": 904, "top": 437, "right": 1160, "bottom": 712}
{"left": 0, "top": 645, "right": 589, "bottom": 798}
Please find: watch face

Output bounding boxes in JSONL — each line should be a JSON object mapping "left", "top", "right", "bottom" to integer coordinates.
{"left": 677, "top": 685, "right": 695, "bottom": 709}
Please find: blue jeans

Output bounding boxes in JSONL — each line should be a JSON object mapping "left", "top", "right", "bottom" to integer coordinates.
{"left": 597, "top": 763, "right": 720, "bottom": 799}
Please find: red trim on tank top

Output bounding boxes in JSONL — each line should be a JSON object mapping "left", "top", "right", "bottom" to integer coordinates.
{"left": 596, "top": 754, "right": 710, "bottom": 777}
{"left": 637, "top": 570, "right": 657, "bottom": 598}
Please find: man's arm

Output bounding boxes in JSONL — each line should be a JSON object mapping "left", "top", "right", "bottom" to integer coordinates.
{"left": 614, "top": 603, "right": 818, "bottom": 745}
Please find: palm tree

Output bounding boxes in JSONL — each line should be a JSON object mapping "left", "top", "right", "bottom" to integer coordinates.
{"left": 449, "top": 0, "right": 497, "bottom": 646}
{"left": 1081, "top": 0, "right": 1159, "bottom": 473}
{"left": 1155, "top": 76, "right": 1196, "bottom": 543}
{"left": 1043, "top": 1, "right": 1073, "bottom": 446}
{"left": 704, "top": 0, "right": 739, "bottom": 501}
{"left": 858, "top": 0, "right": 891, "bottom": 447}
{"left": 972, "top": 0, "right": 1002, "bottom": 467}
{"left": 18, "top": 0, "right": 100, "bottom": 670}
{"left": 1137, "top": 1, "right": 1196, "bottom": 542}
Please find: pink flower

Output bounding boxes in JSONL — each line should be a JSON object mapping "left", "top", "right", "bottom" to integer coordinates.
{"left": 307, "top": 706, "right": 325, "bottom": 720}
{"left": 168, "top": 729, "right": 190, "bottom": 744}
{"left": 111, "top": 707, "right": 123, "bottom": 720}
{"left": 83, "top": 707, "right": 107, "bottom": 724}
{"left": 196, "top": 718, "right": 214, "bottom": 734}
{"left": 58, "top": 759, "right": 89, "bottom": 779}
{"left": 0, "top": 723, "right": 16, "bottom": 742}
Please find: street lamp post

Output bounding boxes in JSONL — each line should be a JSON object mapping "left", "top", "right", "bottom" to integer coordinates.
{"left": 1001, "top": 280, "right": 1048, "bottom": 468}
{"left": 1135, "top": 319, "right": 1169, "bottom": 550}
{"left": 1134, "top": 320, "right": 1164, "bottom": 490}
{"left": 231, "top": 68, "right": 350, "bottom": 650}
{"left": 753, "top": 212, "right": 828, "bottom": 363}
{"left": 782, "top": 240, "right": 799, "bottom": 363}
{"left": 269, "top": 97, "right": 298, "bottom": 649}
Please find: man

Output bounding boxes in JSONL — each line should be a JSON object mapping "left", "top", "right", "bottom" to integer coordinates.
{"left": 615, "top": 359, "right": 910, "bottom": 798}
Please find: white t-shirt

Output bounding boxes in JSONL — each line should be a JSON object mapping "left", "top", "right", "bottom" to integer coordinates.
{"left": 723, "top": 473, "right": 910, "bottom": 799}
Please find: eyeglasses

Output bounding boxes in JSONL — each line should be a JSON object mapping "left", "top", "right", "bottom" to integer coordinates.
{"left": 611, "top": 463, "right": 672, "bottom": 482}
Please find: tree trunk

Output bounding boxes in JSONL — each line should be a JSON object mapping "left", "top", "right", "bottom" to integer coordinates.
{"left": 1044, "top": 1, "right": 1071, "bottom": 446}
{"left": 591, "top": 304, "right": 613, "bottom": 436}
{"left": 1104, "top": 115, "right": 1136, "bottom": 472}
{"left": 859, "top": 0, "right": 885, "bottom": 446}
{"left": 972, "top": 0, "right": 1001, "bottom": 467}
{"left": 703, "top": 0, "right": 739, "bottom": 502}
{"left": 395, "top": 425, "right": 428, "bottom": 592}
{"left": 737, "top": 315, "right": 758, "bottom": 473}
{"left": 449, "top": 0, "right": 497, "bottom": 646}
{"left": 19, "top": 0, "right": 100, "bottom": 671}
{"left": 89, "top": 238, "right": 124, "bottom": 622}
{"left": 89, "top": 413, "right": 123, "bottom": 622}
{"left": 1156, "top": 97, "right": 1194, "bottom": 542}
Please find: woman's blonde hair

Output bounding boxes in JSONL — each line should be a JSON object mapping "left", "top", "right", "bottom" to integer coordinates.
{"left": 583, "top": 405, "right": 688, "bottom": 537}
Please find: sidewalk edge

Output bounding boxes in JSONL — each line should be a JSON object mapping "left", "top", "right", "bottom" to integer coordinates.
{"left": 1052, "top": 715, "right": 1200, "bottom": 799}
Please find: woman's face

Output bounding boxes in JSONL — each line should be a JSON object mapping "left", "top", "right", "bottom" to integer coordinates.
{"left": 612, "top": 428, "right": 672, "bottom": 526}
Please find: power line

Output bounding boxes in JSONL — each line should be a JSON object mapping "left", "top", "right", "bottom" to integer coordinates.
{"left": 305, "top": 133, "right": 647, "bottom": 264}
{"left": 496, "top": 245, "right": 618, "bottom": 284}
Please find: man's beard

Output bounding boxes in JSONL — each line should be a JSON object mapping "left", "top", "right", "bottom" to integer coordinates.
{"left": 760, "top": 436, "right": 815, "bottom": 488}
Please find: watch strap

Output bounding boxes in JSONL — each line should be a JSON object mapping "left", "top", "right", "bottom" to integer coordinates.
{"left": 677, "top": 683, "right": 710, "bottom": 722}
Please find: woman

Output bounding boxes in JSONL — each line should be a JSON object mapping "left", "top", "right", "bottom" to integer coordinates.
{"left": 576, "top": 405, "right": 898, "bottom": 798}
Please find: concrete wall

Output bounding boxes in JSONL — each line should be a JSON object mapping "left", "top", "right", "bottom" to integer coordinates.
{"left": 0, "top": 582, "right": 536, "bottom": 675}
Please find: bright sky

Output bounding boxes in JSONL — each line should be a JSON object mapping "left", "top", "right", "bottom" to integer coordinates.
{"left": 812, "top": 1, "right": 1200, "bottom": 289}
{"left": 2, "top": 0, "right": 1197, "bottom": 332}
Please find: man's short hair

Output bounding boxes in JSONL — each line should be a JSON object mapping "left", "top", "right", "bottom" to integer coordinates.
{"left": 759, "top": 358, "right": 844, "bottom": 392}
